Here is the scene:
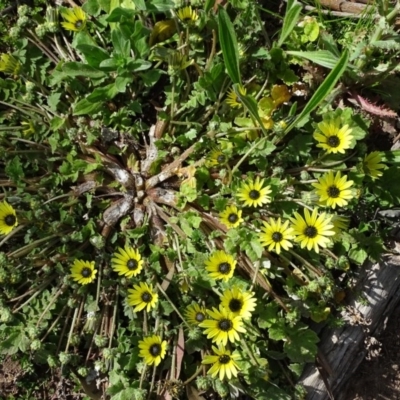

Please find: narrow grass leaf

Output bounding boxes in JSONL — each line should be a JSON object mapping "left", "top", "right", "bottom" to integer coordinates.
{"left": 283, "top": 49, "right": 349, "bottom": 136}
{"left": 218, "top": 7, "right": 241, "bottom": 84}
{"left": 286, "top": 50, "right": 340, "bottom": 70}
{"left": 234, "top": 84, "right": 268, "bottom": 135}
{"left": 278, "top": 1, "right": 302, "bottom": 47}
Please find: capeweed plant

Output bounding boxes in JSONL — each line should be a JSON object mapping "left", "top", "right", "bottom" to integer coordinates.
{"left": 1, "top": 0, "right": 400, "bottom": 398}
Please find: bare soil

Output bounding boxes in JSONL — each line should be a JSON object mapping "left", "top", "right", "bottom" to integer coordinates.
{"left": 344, "top": 299, "right": 400, "bottom": 400}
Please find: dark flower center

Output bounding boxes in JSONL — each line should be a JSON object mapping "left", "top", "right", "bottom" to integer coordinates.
{"left": 4, "top": 214, "right": 16, "bottom": 226}
{"left": 327, "top": 135, "right": 340, "bottom": 148}
{"left": 304, "top": 226, "right": 318, "bottom": 238}
{"left": 81, "top": 267, "right": 92, "bottom": 278}
{"left": 249, "top": 190, "right": 260, "bottom": 200}
{"left": 141, "top": 291, "right": 153, "bottom": 303}
{"left": 75, "top": 20, "right": 83, "bottom": 29}
{"left": 228, "top": 213, "right": 238, "bottom": 223}
{"left": 219, "top": 355, "right": 231, "bottom": 364}
{"left": 218, "top": 262, "right": 231, "bottom": 274}
{"left": 272, "top": 232, "right": 283, "bottom": 242}
{"left": 327, "top": 185, "right": 340, "bottom": 198}
{"left": 149, "top": 343, "right": 161, "bottom": 357}
{"left": 218, "top": 319, "right": 233, "bottom": 331}
{"left": 127, "top": 259, "right": 138, "bottom": 270}
{"left": 217, "top": 154, "right": 226, "bottom": 164}
{"left": 229, "top": 299, "right": 243, "bottom": 312}
{"left": 195, "top": 312, "right": 205, "bottom": 322}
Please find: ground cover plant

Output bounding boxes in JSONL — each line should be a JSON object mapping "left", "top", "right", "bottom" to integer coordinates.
{"left": 1, "top": 0, "right": 400, "bottom": 398}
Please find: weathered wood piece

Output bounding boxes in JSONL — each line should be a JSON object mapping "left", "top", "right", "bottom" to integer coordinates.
{"left": 299, "top": 255, "right": 400, "bottom": 400}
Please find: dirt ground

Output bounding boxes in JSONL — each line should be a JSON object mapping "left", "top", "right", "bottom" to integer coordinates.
{"left": 344, "top": 301, "right": 400, "bottom": 400}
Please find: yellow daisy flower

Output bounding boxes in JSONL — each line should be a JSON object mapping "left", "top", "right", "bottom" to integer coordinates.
{"left": 226, "top": 86, "right": 247, "bottom": 109}
{"left": 363, "top": 151, "right": 385, "bottom": 179}
{"left": 185, "top": 304, "right": 207, "bottom": 325}
{"left": 127, "top": 282, "right": 158, "bottom": 312}
{"left": 138, "top": 335, "right": 167, "bottom": 366}
{"left": 206, "top": 149, "right": 228, "bottom": 168}
{"left": 0, "top": 201, "right": 18, "bottom": 235}
{"left": 61, "top": 7, "right": 87, "bottom": 32}
{"left": 111, "top": 245, "right": 143, "bottom": 278}
{"left": 313, "top": 119, "right": 353, "bottom": 154}
{"left": 220, "top": 286, "right": 256, "bottom": 319}
{"left": 259, "top": 217, "right": 294, "bottom": 254}
{"left": 199, "top": 306, "right": 245, "bottom": 346}
{"left": 202, "top": 345, "right": 241, "bottom": 380}
{"left": 177, "top": 6, "right": 198, "bottom": 22}
{"left": 290, "top": 208, "right": 335, "bottom": 253}
{"left": 312, "top": 171, "right": 354, "bottom": 209}
{"left": 237, "top": 177, "right": 272, "bottom": 207}
{"left": 205, "top": 250, "right": 236, "bottom": 281}
{"left": 0, "top": 54, "right": 21, "bottom": 76}
{"left": 329, "top": 214, "right": 350, "bottom": 239}
{"left": 219, "top": 205, "right": 243, "bottom": 229}
{"left": 70, "top": 260, "right": 97, "bottom": 285}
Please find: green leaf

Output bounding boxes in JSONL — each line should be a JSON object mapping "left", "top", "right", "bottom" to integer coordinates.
{"left": 132, "top": 0, "right": 146, "bottom": 11}
{"left": 50, "top": 116, "right": 65, "bottom": 130}
{"left": 76, "top": 44, "right": 110, "bottom": 68}
{"left": 62, "top": 62, "right": 105, "bottom": 78}
{"left": 106, "top": 7, "right": 136, "bottom": 22}
{"left": 99, "top": 58, "right": 119, "bottom": 71}
{"left": 87, "top": 84, "right": 119, "bottom": 102}
{"left": 286, "top": 50, "right": 340, "bottom": 69}
{"left": 205, "top": 0, "right": 215, "bottom": 13}
{"left": 47, "top": 92, "right": 61, "bottom": 112}
{"left": 284, "top": 325, "right": 319, "bottom": 363}
{"left": 82, "top": 0, "right": 101, "bottom": 16}
{"left": 278, "top": 0, "right": 302, "bottom": 47}
{"left": 112, "top": 29, "right": 131, "bottom": 58}
{"left": 283, "top": 49, "right": 349, "bottom": 136}
{"left": 217, "top": 7, "right": 241, "bottom": 84}
{"left": 147, "top": 0, "right": 175, "bottom": 12}
{"left": 234, "top": 85, "right": 268, "bottom": 136}
{"left": 125, "top": 59, "right": 152, "bottom": 72}
{"left": 98, "top": 0, "right": 111, "bottom": 12}
{"left": 73, "top": 99, "right": 103, "bottom": 116}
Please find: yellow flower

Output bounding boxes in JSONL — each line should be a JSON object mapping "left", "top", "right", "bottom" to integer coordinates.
{"left": 111, "top": 246, "right": 143, "bottom": 278}
{"left": 226, "top": 86, "right": 246, "bottom": 109}
{"left": 0, "top": 201, "right": 18, "bottom": 235}
{"left": 259, "top": 217, "right": 294, "bottom": 254}
{"left": 199, "top": 306, "right": 245, "bottom": 346}
{"left": 61, "top": 7, "right": 87, "bottom": 32}
{"left": 185, "top": 304, "right": 207, "bottom": 326}
{"left": 138, "top": 335, "right": 167, "bottom": 366}
{"left": 202, "top": 345, "right": 241, "bottom": 380}
{"left": 149, "top": 20, "right": 177, "bottom": 46}
{"left": 271, "top": 85, "right": 291, "bottom": 107}
{"left": 177, "top": 6, "right": 198, "bottom": 22}
{"left": 290, "top": 208, "right": 335, "bottom": 253}
{"left": 205, "top": 250, "right": 236, "bottom": 281}
{"left": 70, "top": 260, "right": 97, "bottom": 285}
{"left": 0, "top": 54, "right": 21, "bottom": 76}
{"left": 237, "top": 177, "right": 272, "bottom": 207}
{"left": 127, "top": 282, "right": 158, "bottom": 312}
{"left": 21, "top": 121, "right": 35, "bottom": 136}
{"left": 313, "top": 119, "right": 353, "bottom": 154}
{"left": 206, "top": 149, "right": 228, "bottom": 168}
{"left": 363, "top": 151, "right": 385, "bottom": 179}
{"left": 219, "top": 205, "right": 243, "bottom": 229}
{"left": 312, "top": 171, "right": 354, "bottom": 209}
{"left": 329, "top": 214, "right": 350, "bottom": 239}
{"left": 220, "top": 286, "right": 256, "bottom": 319}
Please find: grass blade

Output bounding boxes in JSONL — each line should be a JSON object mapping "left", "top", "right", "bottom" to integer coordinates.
{"left": 218, "top": 6, "right": 241, "bottom": 84}
{"left": 278, "top": 1, "right": 302, "bottom": 47}
{"left": 283, "top": 49, "right": 349, "bottom": 136}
